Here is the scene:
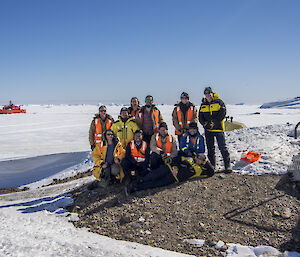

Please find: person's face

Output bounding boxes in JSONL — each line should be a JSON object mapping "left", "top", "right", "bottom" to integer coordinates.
{"left": 120, "top": 110, "right": 129, "bottom": 119}
{"left": 188, "top": 128, "right": 197, "bottom": 136}
{"left": 106, "top": 131, "right": 114, "bottom": 141}
{"left": 134, "top": 133, "right": 142, "bottom": 143}
{"left": 145, "top": 97, "right": 153, "bottom": 106}
{"left": 181, "top": 97, "right": 189, "bottom": 104}
{"left": 99, "top": 108, "right": 107, "bottom": 118}
{"left": 204, "top": 91, "right": 213, "bottom": 102}
{"left": 159, "top": 127, "right": 168, "bottom": 137}
{"left": 195, "top": 157, "right": 203, "bottom": 165}
{"left": 131, "top": 98, "right": 138, "bottom": 107}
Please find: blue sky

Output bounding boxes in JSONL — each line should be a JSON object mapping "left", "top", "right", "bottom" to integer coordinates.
{"left": 0, "top": 0, "right": 299, "bottom": 105}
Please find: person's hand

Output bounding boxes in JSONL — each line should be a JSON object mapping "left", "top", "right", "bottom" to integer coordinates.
{"left": 102, "top": 163, "right": 108, "bottom": 169}
{"left": 171, "top": 167, "right": 178, "bottom": 177}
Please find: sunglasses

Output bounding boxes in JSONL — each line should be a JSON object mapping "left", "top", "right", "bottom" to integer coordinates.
{"left": 204, "top": 92, "right": 211, "bottom": 95}
{"left": 100, "top": 110, "right": 106, "bottom": 112}
{"left": 106, "top": 133, "right": 113, "bottom": 136}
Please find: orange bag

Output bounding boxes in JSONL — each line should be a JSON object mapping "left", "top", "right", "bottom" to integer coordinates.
{"left": 241, "top": 152, "right": 261, "bottom": 163}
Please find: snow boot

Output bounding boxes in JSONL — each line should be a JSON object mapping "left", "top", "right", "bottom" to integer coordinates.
{"left": 224, "top": 158, "right": 232, "bottom": 174}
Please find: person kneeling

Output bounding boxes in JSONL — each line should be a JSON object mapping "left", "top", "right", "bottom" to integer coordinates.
{"left": 121, "top": 129, "right": 150, "bottom": 182}
{"left": 90, "top": 129, "right": 125, "bottom": 190}
{"left": 125, "top": 153, "right": 214, "bottom": 194}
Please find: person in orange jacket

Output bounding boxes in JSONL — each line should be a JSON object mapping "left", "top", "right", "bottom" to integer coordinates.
{"left": 128, "top": 97, "right": 141, "bottom": 121}
{"left": 172, "top": 92, "right": 198, "bottom": 143}
{"left": 89, "top": 105, "right": 114, "bottom": 150}
{"left": 121, "top": 129, "right": 150, "bottom": 182}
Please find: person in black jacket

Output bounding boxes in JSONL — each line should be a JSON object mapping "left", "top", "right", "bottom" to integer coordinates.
{"left": 199, "top": 87, "right": 232, "bottom": 173}
{"left": 125, "top": 153, "right": 214, "bottom": 194}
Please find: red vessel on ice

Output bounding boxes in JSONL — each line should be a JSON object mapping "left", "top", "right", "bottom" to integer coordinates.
{"left": 0, "top": 101, "right": 26, "bottom": 114}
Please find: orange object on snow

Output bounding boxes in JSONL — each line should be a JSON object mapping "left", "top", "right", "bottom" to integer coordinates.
{"left": 0, "top": 101, "right": 26, "bottom": 114}
{"left": 241, "top": 152, "right": 261, "bottom": 163}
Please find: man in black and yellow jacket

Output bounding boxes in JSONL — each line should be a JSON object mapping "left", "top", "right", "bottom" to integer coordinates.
{"left": 199, "top": 87, "right": 232, "bottom": 173}
{"left": 125, "top": 153, "right": 214, "bottom": 194}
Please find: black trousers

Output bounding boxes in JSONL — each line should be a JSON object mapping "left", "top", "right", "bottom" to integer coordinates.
{"left": 135, "top": 164, "right": 176, "bottom": 191}
{"left": 150, "top": 152, "right": 164, "bottom": 169}
{"left": 205, "top": 130, "right": 230, "bottom": 168}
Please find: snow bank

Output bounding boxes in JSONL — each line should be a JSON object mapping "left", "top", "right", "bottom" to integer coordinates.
{"left": 260, "top": 97, "right": 300, "bottom": 109}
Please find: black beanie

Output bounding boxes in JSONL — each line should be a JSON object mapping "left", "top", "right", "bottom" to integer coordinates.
{"left": 189, "top": 122, "right": 198, "bottom": 130}
{"left": 180, "top": 92, "right": 189, "bottom": 99}
{"left": 159, "top": 122, "right": 168, "bottom": 130}
{"left": 204, "top": 87, "right": 213, "bottom": 94}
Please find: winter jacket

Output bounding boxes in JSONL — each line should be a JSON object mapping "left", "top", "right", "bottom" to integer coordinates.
{"left": 124, "top": 140, "right": 150, "bottom": 167}
{"left": 199, "top": 92, "right": 226, "bottom": 132}
{"left": 150, "top": 133, "right": 177, "bottom": 158}
{"left": 89, "top": 114, "right": 114, "bottom": 146}
{"left": 172, "top": 102, "right": 198, "bottom": 135}
{"left": 169, "top": 155, "right": 214, "bottom": 182}
{"left": 92, "top": 140, "right": 125, "bottom": 181}
{"left": 128, "top": 106, "right": 141, "bottom": 122}
{"left": 179, "top": 131, "right": 205, "bottom": 156}
{"left": 136, "top": 105, "right": 163, "bottom": 134}
{"left": 111, "top": 117, "right": 139, "bottom": 148}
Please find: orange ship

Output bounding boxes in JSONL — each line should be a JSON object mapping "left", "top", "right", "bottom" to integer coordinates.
{"left": 0, "top": 101, "right": 26, "bottom": 114}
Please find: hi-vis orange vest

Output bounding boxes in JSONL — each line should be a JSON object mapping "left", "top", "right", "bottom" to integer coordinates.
{"left": 94, "top": 118, "right": 112, "bottom": 145}
{"left": 130, "top": 140, "right": 147, "bottom": 162}
{"left": 175, "top": 105, "right": 195, "bottom": 135}
{"left": 155, "top": 133, "right": 174, "bottom": 156}
{"left": 139, "top": 108, "right": 160, "bottom": 131}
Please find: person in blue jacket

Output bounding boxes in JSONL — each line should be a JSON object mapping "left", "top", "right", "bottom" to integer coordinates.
{"left": 179, "top": 122, "right": 205, "bottom": 157}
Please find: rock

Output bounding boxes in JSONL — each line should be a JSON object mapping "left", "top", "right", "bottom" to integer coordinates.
{"left": 131, "top": 223, "right": 141, "bottom": 229}
{"left": 273, "top": 210, "right": 280, "bottom": 217}
{"left": 119, "top": 215, "right": 131, "bottom": 225}
{"left": 139, "top": 216, "right": 145, "bottom": 222}
{"left": 281, "top": 208, "right": 292, "bottom": 219}
{"left": 218, "top": 174, "right": 226, "bottom": 179}
{"left": 184, "top": 239, "right": 205, "bottom": 247}
{"left": 219, "top": 244, "right": 228, "bottom": 252}
{"left": 198, "top": 222, "right": 206, "bottom": 232}
{"left": 215, "top": 241, "right": 225, "bottom": 250}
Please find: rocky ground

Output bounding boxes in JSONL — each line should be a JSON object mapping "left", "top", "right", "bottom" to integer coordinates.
{"left": 68, "top": 171, "right": 300, "bottom": 257}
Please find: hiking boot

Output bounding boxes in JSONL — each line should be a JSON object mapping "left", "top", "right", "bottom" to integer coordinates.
{"left": 224, "top": 157, "right": 232, "bottom": 174}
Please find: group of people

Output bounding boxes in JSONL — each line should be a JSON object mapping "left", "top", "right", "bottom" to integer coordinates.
{"left": 88, "top": 87, "right": 232, "bottom": 193}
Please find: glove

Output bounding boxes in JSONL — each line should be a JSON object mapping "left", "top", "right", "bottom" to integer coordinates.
{"left": 91, "top": 145, "right": 95, "bottom": 151}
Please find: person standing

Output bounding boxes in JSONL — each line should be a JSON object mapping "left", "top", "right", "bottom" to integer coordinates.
{"left": 136, "top": 95, "right": 164, "bottom": 144}
{"left": 128, "top": 97, "right": 141, "bottom": 121}
{"left": 172, "top": 92, "right": 198, "bottom": 143}
{"left": 111, "top": 107, "right": 139, "bottom": 148}
{"left": 199, "top": 87, "right": 232, "bottom": 173}
{"left": 89, "top": 105, "right": 114, "bottom": 150}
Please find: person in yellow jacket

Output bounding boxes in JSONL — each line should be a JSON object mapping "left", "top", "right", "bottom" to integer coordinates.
{"left": 172, "top": 92, "right": 198, "bottom": 142}
{"left": 136, "top": 95, "right": 164, "bottom": 144}
{"left": 89, "top": 105, "right": 114, "bottom": 150}
{"left": 199, "top": 87, "right": 232, "bottom": 173}
{"left": 111, "top": 107, "right": 139, "bottom": 148}
{"left": 125, "top": 153, "right": 214, "bottom": 195}
{"left": 89, "top": 129, "right": 125, "bottom": 189}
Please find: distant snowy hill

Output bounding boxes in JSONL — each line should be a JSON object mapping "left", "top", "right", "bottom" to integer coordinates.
{"left": 260, "top": 97, "right": 300, "bottom": 109}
